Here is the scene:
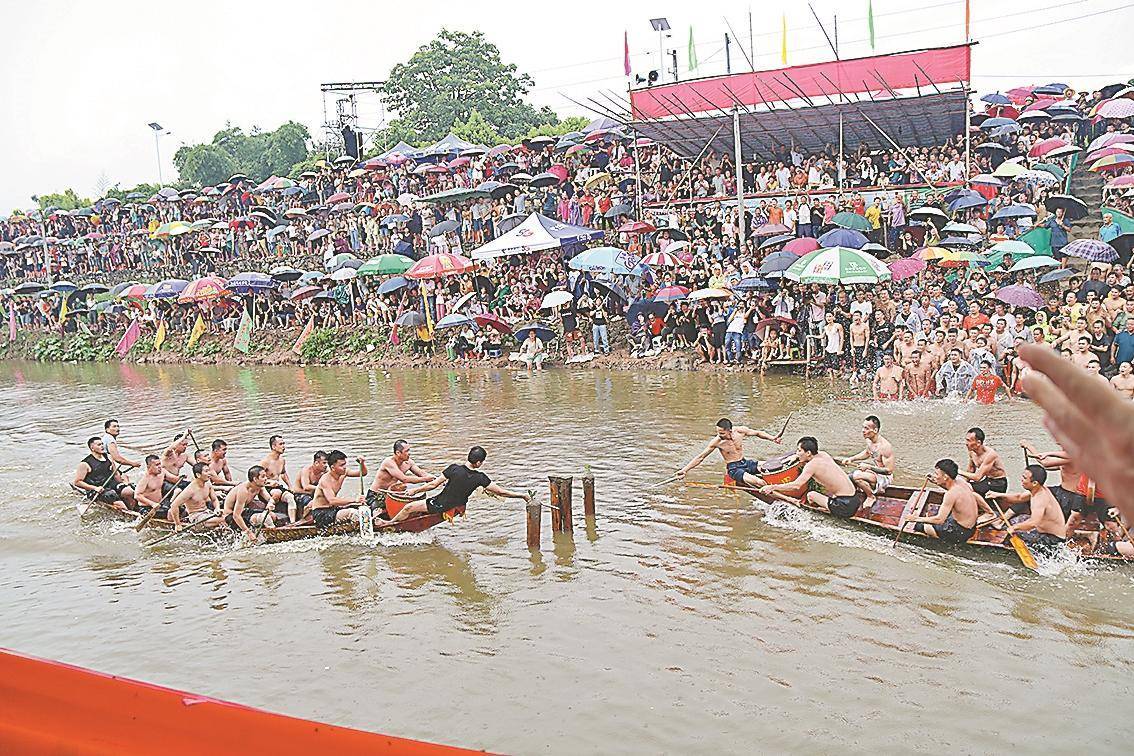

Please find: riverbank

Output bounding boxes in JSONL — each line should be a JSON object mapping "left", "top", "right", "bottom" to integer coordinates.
{"left": 0, "top": 326, "right": 781, "bottom": 374}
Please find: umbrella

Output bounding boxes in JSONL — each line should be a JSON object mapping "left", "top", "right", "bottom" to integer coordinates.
{"left": 785, "top": 247, "right": 891, "bottom": 285}
{"left": 832, "top": 212, "right": 872, "bottom": 232}
{"left": 429, "top": 219, "right": 459, "bottom": 237}
{"left": 540, "top": 290, "right": 575, "bottom": 309}
{"left": 993, "top": 285, "right": 1044, "bottom": 309}
{"left": 939, "top": 236, "right": 980, "bottom": 248}
{"left": 377, "top": 276, "right": 411, "bottom": 295}
{"left": 1044, "top": 145, "right": 1081, "bottom": 160}
{"left": 1062, "top": 239, "right": 1118, "bottom": 263}
{"left": 382, "top": 213, "right": 410, "bottom": 225}
{"left": 733, "top": 277, "right": 775, "bottom": 292}
{"left": 1028, "top": 138, "right": 1068, "bottom": 158}
{"left": 529, "top": 172, "right": 560, "bottom": 188}
{"left": 938, "top": 250, "right": 991, "bottom": 268}
{"left": 394, "top": 311, "right": 426, "bottom": 327}
{"left": 569, "top": 246, "right": 642, "bottom": 276}
{"left": 909, "top": 206, "right": 948, "bottom": 223}
{"left": 753, "top": 223, "right": 792, "bottom": 237}
{"left": 509, "top": 172, "right": 533, "bottom": 184}
{"left": 326, "top": 192, "right": 351, "bottom": 204}
{"left": 12, "top": 282, "right": 45, "bottom": 296}
{"left": 981, "top": 93, "right": 1011, "bottom": 105}
{"left": 990, "top": 204, "right": 1037, "bottom": 221}
{"left": 1038, "top": 268, "right": 1078, "bottom": 285}
{"left": 974, "top": 142, "right": 1010, "bottom": 154}
{"left": 641, "top": 251, "right": 683, "bottom": 267}
{"left": 79, "top": 282, "right": 110, "bottom": 294}
{"left": 584, "top": 172, "right": 613, "bottom": 190}
{"left": 817, "top": 228, "right": 868, "bottom": 249}
{"left": 753, "top": 317, "right": 797, "bottom": 339}
{"left": 758, "top": 233, "right": 794, "bottom": 250}
{"left": 653, "top": 285, "right": 690, "bottom": 302}
{"left": 1044, "top": 194, "right": 1088, "bottom": 221}
{"left": 759, "top": 251, "right": 799, "bottom": 277}
{"left": 652, "top": 228, "right": 689, "bottom": 242}
{"left": 474, "top": 313, "right": 512, "bottom": 334}
{"left": 289, "top": 286, "right": 323, "bottom": 301}
{"left": 970, "top": 173, "right": 1003, "bottom": 186}
{"left": 888, "top": 257, "right": 927, "bottom": 281}
{"left": 115, "top": 283, "right": 150, "bottom": 299}
{"left": 782, "top": 237, "right": 821, "bottom": 255}
{"left": 148, "top": 279, "right": 189, "bottom": 299}
{"left": 589, "top": 279, "right": 628, "bottom": 302}
{"left": 1089, "top": 154, "right": 1134, "bottom": 172}
{"left": 435, "top": 313, "right": 476, "bottom": 330}
{"left": 326, "top": 252, "right": 360, "bottom": 271}
{"left": 942, "top": 222, "right": 980, "bottom": 235}
{"left": 329, "top": 267, "right": 357, "bottom": 281}
{"left": 514, "top": 321, "right": 556, "bottom": 343}
{"left": 992, "top": 159, "right": 1028, "bottom": 178}
{"left": 688, "top": 288, "right": 731, "bottom": 301}
{"left": 178, "top": 276, "right": 228, "bottom": 303}
{"left": 979, "top": 116, "right": 1018, "bottom": 130}
{"left": 947, "top": 193, "right": 988, "bottom": 213}
{"left": 405, "top": 252, "right": 474, "bottom": 279}
{"left": 914, "top": 246, "right": 950, "bottom": 261}
{"left": 617, "top": 221, "right": 655, "bottom": 234}
{"left": 989, "top": 240, "right": 1035, "bottom": 258}
{"left": 269, "top": 265, "right": 305, "bottom": 282}
{"left": 358, "top": 254, "right": 414, "bottom": 277}
{"left": 1008, "top": 256, "right": 1060, "bottom": 273}
{"left": 1097, "top": 99, "right": 1134, "bottom": 119}
{"left": 604, "top": 203, "right": 633, "bottom": 219}
{"left": 307, "top": 228, "right": 331, "bottom": 242}
{"left": 227, "top": 272, "right": 277, "bottom": 293}
{"left": 49, "top": 280, "right": 78, "bottom": 293}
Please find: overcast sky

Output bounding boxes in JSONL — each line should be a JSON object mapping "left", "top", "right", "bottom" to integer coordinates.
{"left": 2, "top": 0, "right": 1131, "bottom": 211}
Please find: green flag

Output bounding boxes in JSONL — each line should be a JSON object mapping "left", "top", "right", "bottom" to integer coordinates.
{"left": 1019, "top": 226, "right": 1053, "bottom": 256}
{"left": 688, "top": 26, "right": 697, "bottom": 71}
{"left": 868, "top": 0, "right": 876, "bottom": 50}
{"left": 234, "top": 308, "right": 253, "bottom": 354}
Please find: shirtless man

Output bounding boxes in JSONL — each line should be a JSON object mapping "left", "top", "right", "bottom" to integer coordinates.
{"left": 309, "top": 450, "right": 368, "bottom": 530}
{"left": 1070, "top": 335, "right": 1094, "bottom": 370}
{"left": 905, "top": 348, "right": 934, "bottom": 398}
{"left": 259, "top": 435, "right": 298, "bottom": 523}
{"left": 849, "top": 311, "right": 870, "bottom": 377}
{"left": 206, "top": 439, "right": 233, "bottom": 485}
{"left": 132, "top": 454, "right": 173, "bottom": 514}
{"left": 873, "top": 354, "right": 905, "bottom": 401}
{"left": 294, "top": 451, "right": 329, "bottom": 520}
{"left": 223, "top": 465, "right": 276, "bottom": 541}
{"left": 367, "top": 439, "right": 435, "bottom": 517}
{"left": 986, "top": 465, "right": 1067, "bottom": 557}
{"left": 677, "top": 417, "right": 783, "bottom": 488}
{"left": 894, "top": 330, "right": 917, "bottom": 365}
{"left": 170, "top": 462, "right": 222, "bottom": 531}
{"left": 926, "top": 331, "right": 947, "bottom": 372}
{"left": 101, "top": 419, "right": 141, "bottom": 470}
{"left": 1111, "top": 361, "right": 1134, "bottom": 399}
{"left": 760, "top": 436, "right": 862, "bottom": 518}
{"left": 904, "top": 459, "right": 979, "bottom": 545}
{"left": 958, "top": 427, "right": 1007, "bottom": 501}
{"left": 160, "top": 430, "right": 193, "bottom": 498}
{"left": 72, "top": 436, "right": 136, "bottom": 512}
{"left": 839, "top": 415, "right": 895, "bottom": 507}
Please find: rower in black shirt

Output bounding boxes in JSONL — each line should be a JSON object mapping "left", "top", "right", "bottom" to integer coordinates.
{"left": 380, "top": 446, "right": 530, "bottom": 526}
{"left": 73, "top": 436, "right": 136, "bottom": 511}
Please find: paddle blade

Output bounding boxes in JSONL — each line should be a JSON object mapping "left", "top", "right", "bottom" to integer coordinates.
{"left": 1008, "top": 534, "right": 1040, "bottom": 571}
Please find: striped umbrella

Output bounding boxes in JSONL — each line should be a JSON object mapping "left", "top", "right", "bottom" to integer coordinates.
{"left": 405, "top": 252, "right": 473, "bottom": 279}
{"left": 641, "top": 251, "right": 683, "bottom": 267}
{"left": 653, "top": 285, "right": 690, "bottom": 302}
{"left": 784, "top": 247, "right": 890, "bottom": 285}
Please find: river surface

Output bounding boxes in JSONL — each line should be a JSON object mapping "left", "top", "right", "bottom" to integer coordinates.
{"left": 1, "top": 360, "right": 1131, "bottom": 754}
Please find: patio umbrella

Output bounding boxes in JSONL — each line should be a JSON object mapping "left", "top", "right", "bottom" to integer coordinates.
{"left": 817, "top": 228, "right": 868, "bottom": 249}
{"left": 178, "top": 276, "right": 228, "bottom": 303}
{"left": 1044, "top": 194, "right": 1087, "bottom": 220}
{"left": 405, "top": 252, "right": 474, "bottom": 279}
{"left": 148, "top": 279, "right": 189, "bottom": 299}
{"left": 514, "top": 321, "right": 557, "bottom": 342}
{"left": 569, "top": 246, "right": 642, "bottom": 276}
{"left": 227, "top": 272, "right": 277, "bottom": 293}
{"left": 377, "top": 276, "right": 411, "bottom": 295}
{"left": 832, "top": 212, "right": 872, "bottom": 232}
{"left": 785, "top": 247, "right": 891, "bottom": 285}
{"left": 1062, "top": 239, "right": 1118, "bottom": 263}
{"left": 394, "top": 311, "right": 426, "bottom": 327}
{"left": 653, "top": 286, "right": 690, "bottom": 302}
{"left": 474, "top": 313, "right": 512, "bottom": 334}
{"left": 782, "top": 237, "right": 821, "bottom": 255}
{"left": 540, "top": 290, "right": 574, "bottom": 309}
{"left": 888, "top": 257, "right": 927, "bottom": 281}
{"left": 358, "top": 254, "right": 414, "bottom": 277}
{"left": 993, "top": 285, "right": 1044, "bottom": 309}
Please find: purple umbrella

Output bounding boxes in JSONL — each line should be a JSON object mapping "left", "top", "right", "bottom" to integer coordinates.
{"left": 227, "top": 272, "right": 277, "bottom": 294}
{"left": 817, "top": 228, "right": 868, "bottom": 249}
{"left": 993, "top": 285, "right": 1044, "bottom": 309}
{"left": 1061, "top": 239, "right": 1118, "bottom": 263}
{"left": 889, "top": 257, "right": 927, "bottom": 282}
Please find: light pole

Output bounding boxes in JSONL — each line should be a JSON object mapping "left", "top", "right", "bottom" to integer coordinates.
{"left": 650, "top": 18, "right": 671, "bottom": 81}
{"left": 148, "top": 122, "right": 166, "bottom": 186}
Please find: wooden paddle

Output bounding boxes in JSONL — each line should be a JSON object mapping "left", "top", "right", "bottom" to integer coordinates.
{"left": 77, "top": 463, "right": 131, "bottom": 517}
{"left": 646, "top": 474, "right": 680, "bottom": 490}
{"left": 986, "top": 497, "right": 1039, "bottom": 571}
{"left": 774, "top": 412, "right": 793, "bottom": 442}
{"left": 893, "top": 480, "right": 930, "bottom": 547}
{"left": 133, "top": 476, "right": 183, "bottom": 531}
{"left": 146, "top": 512, "right": 221, "bottom": 547}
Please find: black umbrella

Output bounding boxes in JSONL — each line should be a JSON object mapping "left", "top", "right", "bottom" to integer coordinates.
{"left": 496, "top": 213, "right": 526, "bottom": 236}
{"left": 590, "top": 153, "right": 611, "bottom": 169}
{"left": 590, "top": 279, "right": 628, "bottom": 302}
{"left": 1108, "top": 232, "right": 1134, "bottom": 266}
{"left": 617, "top": 177, "right": 636, "bottom": 192}
{"left": 1044, "top": 194, "right": 1088, "bottom": 221}
{"left": 626, "top": 299, "right": 668, "bottom": 330}
{"left": 652, "top": 228, "right": 688, "bottom": 242}
{"left": 758, "top": 233, "right": 794, "bottom": 250}
{"left": 529, "top": 172, "right": 560, "bottom": 189}
{"left": 429, "top": 219, "right": 459, "bottom": 237}
{"left": 474, "top": 180, "right": 516, "bottom": 199}
{"left": 514, "top": 321, "right": 557, "bottom": 342}
{"left": 604, "top": 203, "right": 633, "bottom": 219}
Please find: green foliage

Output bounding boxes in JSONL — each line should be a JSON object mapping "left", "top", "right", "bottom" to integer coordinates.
{"left": 299, "top": 328, "right": 340, "bottom": 363}
{"left": 174, "top": 144, "right": 237, "bottom": 187}
{"left": 34, "top": 189, "right": 91, "bottom": 212}
{"left": 103, "top": 183, "right": 164, "bottom": 201}
{"left": 524, "top": 116, "right": 590, "bottom": 139}
{"left": 174, "top": 121, "right": 312, "bottom": 187}
{"left": 382, "top": 29, "right": 553, "bottom": 142}
{"left": 29, "top": 332, "right": 113, "bottom": 362}
{"left": 452, "top": 109, "right": 502, "bottom": 148}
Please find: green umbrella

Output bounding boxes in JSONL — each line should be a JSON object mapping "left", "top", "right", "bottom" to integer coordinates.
{"left": 832, "top": 212, "right": 873, "bottom": 232}
{"left": 358, "top": 254, "right": 414, "bottom": 277}
{"left": 784, "top": 246, "right": 891, "bottom": 285}
{"left": 1032, "top": 162, "right": 1067, "bottom": 181}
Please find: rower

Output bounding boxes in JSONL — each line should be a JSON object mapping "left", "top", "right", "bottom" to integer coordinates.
{"left": 985, "top": 465, "right": 1067, "bottom": 557}
{"left": 101, "top": 419, "right": 141, "bottom": 469}
{"left": 1065, "top": 474, "right": 1114, "bottom": 540}
{"left": 72, "top": 436, "right": 136, "bottom": 512}
{"left": 160, "top": 430, "right": 193, "bottom": 499}
{"left": 259, "top": 434, "right": 299, "bottom": 523}
{"left": 170, "top": 463, "right": 222, "bottom": 531}
{"left": 223, "top": 465, "right": 276, "bottom": 541}
{"left": 295, "top": 451, "right": 329, "bottom": 521}
{"left": 308, "top": 450, "right": 368, "bottom": 531}
{"left": 368, "top": 439, "right": 435, "bottom": 518}
{"left": 761, "top": 436, "right": 862, "bottom": 519}
{"left": 839, "top": 415, "right": 894, "bottom": 507}
{"left": 1021, "top": 441, "right": 1081, "bottom": 522}
{"left": 676, "top": 418, "right": 782, "bottom": 488}
{"left": 904, "top": 459, "right": 979, "bottom": 545}
{"left": 959, "top": 428, "right": 1007, "bottom": 524}
{"left": 133, "top": 455, "right": 167, "bottom": 512}
{"left": 206, "top": 439, "right": 233, "bottom": 485}
{"left": 383, "top": 446, "right": 530, "bottom": 526}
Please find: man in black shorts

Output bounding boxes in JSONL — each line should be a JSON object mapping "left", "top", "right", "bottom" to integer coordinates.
{"left": 760, "top": 436, "right": 862, "bottom": 519}
{"left": 73, "top": 436, "right": 136, "bottom": 511}
{"left": 907, "top": 459, "right": 979, "bottom": 545}
{"left": 381, "top": 446, "right": 530, "bottom": 526}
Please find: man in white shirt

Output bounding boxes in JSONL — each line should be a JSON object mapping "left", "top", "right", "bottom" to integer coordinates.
{"left": 797, "top": 198, "right": 813, "bottom": 237}
{"left": 772, "top": 290, "right": 796, "bottom": 319}
{"left": 783, "top": 201, "right": 797, "bottom": 234}
{"left": 775, "top": 163, "right": 791, "bottom": 188}
{"left": 849, "top": 290, "right": 873, "bottom": 320}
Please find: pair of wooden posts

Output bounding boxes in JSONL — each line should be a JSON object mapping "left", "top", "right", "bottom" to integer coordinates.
{"left": 525, "top": 473, "right": 595, "bottom": 550}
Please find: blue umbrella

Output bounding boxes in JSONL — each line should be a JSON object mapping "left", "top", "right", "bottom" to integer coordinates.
{"left": 228, "top": 272, "right": 277, "bottom": 294}
{"left": 817, "top": 228, "right": 868, "bottom": 249}
{"left": 382, "top": 214, "right": 410, "bottom": 225}
{"left": 435, "top": 313, "right": 477, "bottom": 330}
{"left": 514, "top": 321, "right": 557, "bottom": 342}
{"left": 990, "top": 204, "right": 1037, "bottom": 221}
{"left": 947, "top": 194, "right": 987, "bottom": 212}
{"left": 734, "top": 276, "right": 776, "bottom": 291}
{"left": 569, "top": 246, "right": 643, "bottom": 276}
{"left": 1039, "top": 268, "right": 1077, "bottom": 285}
{"left": 148, "top": 279, "right": 188, "bottom": 299}
{"left": 981, "top": 93, "right": 1011, "bottom": 105}
{"left": 377, "top": 276, "right": 411, "bottom": 295}
{"left": 394, "top": 311, "right": 426, "bottom": 327}
{"left": 980, "top": 117, "right": 1018, "bottom": 131}
{"left": 393, "top": 240, "right": 414, "bottom": 257}
{"left": 49, "top": 280, "right": 78, "bottom": 293}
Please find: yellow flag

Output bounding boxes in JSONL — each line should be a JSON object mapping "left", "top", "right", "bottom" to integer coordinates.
{"left": 154, "top": 319, "right": 167, "bottom": 351}
{"left": 58, "top": 295, "right": 69, "bottom": 323}
{"left": 781, "top": 14, "right": 788, "bottom": 64}
{"left": 186, "top": 314, "right": 206, "bottom": 348}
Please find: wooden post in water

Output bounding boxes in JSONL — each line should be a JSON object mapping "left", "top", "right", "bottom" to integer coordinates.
{"left": 548, "top": 475, "right": 573, "bottom": 533}
{"left": 525, "top": 500, "right": 542, "bottom": 550}
{"left": 582, "top": 474, "right": 595, "bottom": 520}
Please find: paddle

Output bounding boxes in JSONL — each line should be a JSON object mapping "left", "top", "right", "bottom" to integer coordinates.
{"left": 133, "top": 476, "right": 184, "bottom": 531}
{"left": 894, "top": 480, "right": 930, "bottom": 547}
{"left": 646, "top": 474, "right": 680, "bottom": 490}
{"left": 986, "top": 497, "right": 1039, "bottom": 571}
{"left": 358, "top": 459, "right": 374, "bottom": 538}
{"left": 774, "top": 412, "right": 793, "bottom": 442}
{"left": 77, "top": 463, "right": 131, "bottom": 517}
{"left": 146, "top": 512, "right": 220, "bottom": 547}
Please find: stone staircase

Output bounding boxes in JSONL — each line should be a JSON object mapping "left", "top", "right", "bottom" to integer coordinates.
{"left": 1067, "top": 163, "right": 1105, "bottom": 242}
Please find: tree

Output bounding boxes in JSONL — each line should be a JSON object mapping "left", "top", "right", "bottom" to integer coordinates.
{"left": 452, "top": 109, "right": 502, "bottom": 147}
{"left": 174, "top": 144, "right": 237, "bottom": 187}
{"left": 525, "top": 116, "right": 591, "bottom": 139}
{"left": 171, "top": 121, "right": 311, "bottom": 186}
{"left": 382, "top": 29, "right": 555, "bottom": 142}
{"left": 34, "top": 189, "right": 90, "bottom": 211}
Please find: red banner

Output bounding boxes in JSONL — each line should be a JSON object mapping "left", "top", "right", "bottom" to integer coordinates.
{"left": 630, "top": 45, "right": 971, "bottom": 120}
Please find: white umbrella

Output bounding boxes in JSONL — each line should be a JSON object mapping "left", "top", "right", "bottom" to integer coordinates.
{"left": 540, "top": 290, "right": 574, "bottom": 309}
{"left": 785, "top": 247, "right": 891, "bottom": 285}
{"left": 942, "top": 222, "right": 980, "bottom": 235}
{"left": 329, "top": 267, "right": 357, "bottom": 281}
{"left": 688, "top": 288, "right": 732, "bottom": 301}
{"left": 452, "top": 292, "right": 476, "bottom": 312}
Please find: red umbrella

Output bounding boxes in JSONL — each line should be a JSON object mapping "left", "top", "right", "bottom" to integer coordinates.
{"left": 1006, "top": 85, "right": 1037, "bottom": 104}
{"left": 474, "top": 313, "right": 512, "bottom": 334}
{"left": 888, "top": 257, "right": 927, "bottom": 281}
{"left": 290, "top": 285, "right": 323, "bottom": 301}
{"left": 229, "top": 217, "right": 255, "bottom": 230}
{"left": 653, "top": 285, "right": 690, "bottom": 302}
{"left": 405, "top": 252, "right": 474, "bottom": 279}
{"left": 448, "top": 157, "right": 471, "bottom": 168}
{"left": 178, "top": 276, "right": 229, "bottom": 303}
{"left": 781, "top": 237, "right": 820, "bottom": 255}
{"left": 617, "top": 221, "right": 655, "bottom": 234}
{"left": 1028, "top": 137, "right": 1068, "bottom": 158}
{"left": 548, "top": 164, "right": 569, "bottom": 183}
{"left": 326, "top": 192, "right": 351, "bottom": 204}
{"left": 1085, "top": 146, "right": 1134, "bottom": 162}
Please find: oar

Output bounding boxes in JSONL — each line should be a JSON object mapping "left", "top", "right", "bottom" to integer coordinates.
{"left": 894, "top": 480, "right": 930, "bottom": 547}
{"left": 146, "top": 512, "right": 220, "bottom": 546}
{"left": 186, "top": 429, "right": 203, "bottom": 455}
{"left": 77, "top": 463, "right": 130, "bottom": 517}
{"left": 645, "top": 474, "right": 680, "bottom": 490}
{"left": 774, "top": 412, "right": 793, "bottom": 442}
{"left": 133, "top": 476, "right": 184, "bottom": 531}
{"left": 987, "top": 498, "right": 1039, "bottom": 571}
{"left": 358, "top": 461, "right": 373, "bottom": 538}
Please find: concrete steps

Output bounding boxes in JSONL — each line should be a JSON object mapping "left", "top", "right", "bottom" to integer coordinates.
{"left": 1067, "top": 165, "right": 1105, "bottom": 241}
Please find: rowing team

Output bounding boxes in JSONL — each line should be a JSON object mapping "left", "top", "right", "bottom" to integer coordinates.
{"left": 676, "top": 415, "right": 1133, "bottom": 558}
{"left": 72, "top": 420, "right": 532, "bottom": 541}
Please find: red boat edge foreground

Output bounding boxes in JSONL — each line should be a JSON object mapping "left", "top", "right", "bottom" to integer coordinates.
{"left": 0, "top": 648, "right": 487, "bottom": 755}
